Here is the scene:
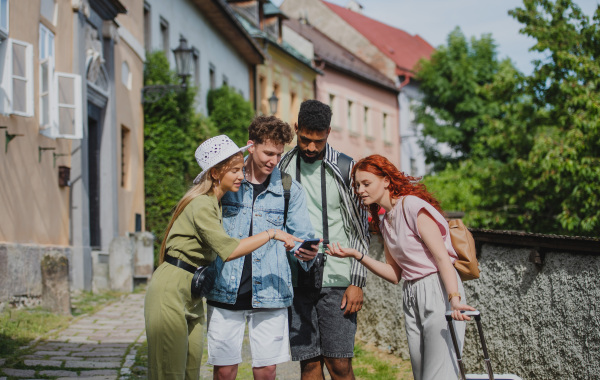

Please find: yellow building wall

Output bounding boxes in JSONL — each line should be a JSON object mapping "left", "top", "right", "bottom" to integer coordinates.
{"left": 0, "top": 0, "right": 146, "bottom": 244}
{"left": 0, "top": 0, "right": 75, "bottom": 245}
{"left": 115, "top": 1, "right": 145, "bottom": 236}
{"left": 256, "top": 44, "right": 315, "bottom": 131}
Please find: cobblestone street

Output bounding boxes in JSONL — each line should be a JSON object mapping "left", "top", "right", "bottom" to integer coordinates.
{"left": 0, "top": 293, "right": 146, "bottom": 379}
{"left": 0, "top": 293, "right": 303, "bottom": 379}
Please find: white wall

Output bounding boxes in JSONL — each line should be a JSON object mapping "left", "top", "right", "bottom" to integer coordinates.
{"left": 145, "top": 0, "right": 251, "bottom": 114}
{"left": 399, "top": 83, "right": 429, "bottom": 177}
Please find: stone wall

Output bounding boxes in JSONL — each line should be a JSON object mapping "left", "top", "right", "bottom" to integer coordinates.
{"left": 1, "top": 232, "right": 153, "bottom": 302}
{"left": 357, "top": 232, "right": 600, "bottom": 380}
{"left": 0, "top": 243, "right": 72, "bottom": 302}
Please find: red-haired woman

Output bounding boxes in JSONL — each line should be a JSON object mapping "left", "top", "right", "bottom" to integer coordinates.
{"left": 326, "top": 154, "right": 475, "bottom": 380}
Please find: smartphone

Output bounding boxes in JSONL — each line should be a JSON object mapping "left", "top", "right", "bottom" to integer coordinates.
{"left": 298, "top": 238, "right": 321, "bottom": 251}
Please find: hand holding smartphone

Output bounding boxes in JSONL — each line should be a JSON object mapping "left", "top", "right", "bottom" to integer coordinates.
{"left": 298, "top": 238, "right": 321, "bottom": 251}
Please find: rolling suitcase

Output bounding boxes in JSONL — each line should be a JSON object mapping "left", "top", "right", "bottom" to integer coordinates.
{"left": 445, "top": 310, "right": 523, "bottom": 380}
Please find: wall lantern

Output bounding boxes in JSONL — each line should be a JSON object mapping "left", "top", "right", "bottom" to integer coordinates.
{"left": 172, "top": 37, "right": 194, "bottom": 85}
{"left": 142, "top": 37, "right": 194, "bottom": 103}
{"left": 268, "top": 91, "right": 279, "bottom": 115}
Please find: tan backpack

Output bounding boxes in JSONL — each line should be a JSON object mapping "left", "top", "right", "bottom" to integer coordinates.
{"left": 401, "top": 197, "right": 480, "bottom": 281}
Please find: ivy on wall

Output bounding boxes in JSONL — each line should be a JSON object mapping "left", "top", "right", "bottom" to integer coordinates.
{"left": 143, "top": 51, "right": 215, "bottom": 265}
{"left": 144, "top": 52, "right": 256, "bottom": 265}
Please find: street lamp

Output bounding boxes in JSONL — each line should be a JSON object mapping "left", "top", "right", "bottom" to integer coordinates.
{"left": 142, "top": 37, "right": 195, "bottom": 103}
{"left": 268, "top": 91, "right": 279, "bottom": 115}
{"left": 172, "top": 37, "right": 193, "bottom": 86}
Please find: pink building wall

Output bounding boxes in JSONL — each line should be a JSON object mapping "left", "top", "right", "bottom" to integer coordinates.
{"left": 317, "top": 68, "right": 400, "bottom": 168}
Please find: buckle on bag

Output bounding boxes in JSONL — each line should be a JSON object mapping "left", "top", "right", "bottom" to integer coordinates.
{"left": 191, "top": 265, "right": 216, "bottom": 298}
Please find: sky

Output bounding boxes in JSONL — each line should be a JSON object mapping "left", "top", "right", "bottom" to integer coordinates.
{"left": 274, "top": 0, "right": 599, "bottom": 75}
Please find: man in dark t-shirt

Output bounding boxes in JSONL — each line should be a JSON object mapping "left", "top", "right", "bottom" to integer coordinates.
{"left": 205, "top": 116, "right": 318, "bottom": 380}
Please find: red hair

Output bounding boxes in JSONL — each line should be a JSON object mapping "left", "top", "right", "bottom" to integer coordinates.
{"left": 352, "top": 155, "right": 443, "bottom": 234}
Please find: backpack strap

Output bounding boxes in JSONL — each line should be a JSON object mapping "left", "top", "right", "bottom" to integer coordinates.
{"left": 337, "top": 152, "right": 353, "bottom": 188}
{"left": 281, "top": 172, "right": 292, "bottom": 228}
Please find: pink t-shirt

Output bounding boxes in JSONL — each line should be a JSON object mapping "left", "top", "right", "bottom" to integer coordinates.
{"left": 380, "top": 195, "right": 458, "bottom": 281}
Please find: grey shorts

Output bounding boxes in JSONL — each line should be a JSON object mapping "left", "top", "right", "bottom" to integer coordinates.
{"left": 288, "top": 287, "right": 357, "bottom": 361}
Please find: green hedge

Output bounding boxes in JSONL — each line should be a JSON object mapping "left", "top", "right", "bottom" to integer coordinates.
{"left": 143, "top": 51, "right": 215, "bottom": 265}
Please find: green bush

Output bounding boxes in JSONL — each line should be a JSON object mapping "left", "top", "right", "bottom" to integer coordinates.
{"left": 207, "top": 85, "right": 254, "bottom": 148}
{"left": 144, "top": 51, "right": 215, "bottom": 265}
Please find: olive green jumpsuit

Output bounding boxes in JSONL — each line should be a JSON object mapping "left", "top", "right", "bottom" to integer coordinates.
{"left": 145, "top": 194, "right": 240, "bottom": 379}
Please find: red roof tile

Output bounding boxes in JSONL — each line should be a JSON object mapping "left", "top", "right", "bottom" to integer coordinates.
{"left": 323, "top": 1, "right": 434, "bottom": 75}
{"left": 285, "top": 18, "right": 398, "bottom": 92}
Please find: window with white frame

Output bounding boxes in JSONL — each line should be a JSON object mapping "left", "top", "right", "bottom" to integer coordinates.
{"left": 39, "top": 24, "right": 55, "bottom": 128}
{"left": 40, "top": 0, "right": 56, "bottom": 24}
{"left": 55, "top": 73, "right": 82, "bottom": 138}
{"left": 0, "top": 39, "right": 34, "bottom": 116}
{"left": 37, "top": 25, "right": 83, "bottom": 139}
{"left": 0, "top": 0, "right": 8, "bottom": 41}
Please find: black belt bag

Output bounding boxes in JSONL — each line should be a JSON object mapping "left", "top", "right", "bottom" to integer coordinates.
{"left": 164, "top": 254, "right": 216, "bottom": 298}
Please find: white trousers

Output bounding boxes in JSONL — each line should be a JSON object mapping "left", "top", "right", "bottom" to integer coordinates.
{"left": 206, "top": 306, "right": 290, "bottom": 368}
{"left": 403, "top": 271, "right": 466, "bottom": 380}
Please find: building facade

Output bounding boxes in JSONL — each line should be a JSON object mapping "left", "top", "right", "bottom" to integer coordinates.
{"left": 229, "top": 0, "right": 318, "bottom": 127}
{"left": 284, "top": 18, "right": 400, "bottom": 167}
{"left": 0, "top": 0, "right": 146, "bottom": 297}
{"left": 143, "top": 0, "right": 263, "bottom": 114}
{"left": 280, "top": 0, "right": 435, "bottom": 176}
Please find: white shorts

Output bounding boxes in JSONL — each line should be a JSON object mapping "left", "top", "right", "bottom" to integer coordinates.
{"left": 206, "top": 306, "right": 291, "bottom": 367}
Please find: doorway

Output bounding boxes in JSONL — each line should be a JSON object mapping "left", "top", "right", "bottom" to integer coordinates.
{"left": 87, "top": 103, "right": 103, "bottom": 248}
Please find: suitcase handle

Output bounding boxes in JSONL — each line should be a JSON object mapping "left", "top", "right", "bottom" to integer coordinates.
{"left": 446, "top": 310, "right": 494, "bottom": 380}
{"left": 445, "top": 310, "right": 480, "bottom": 318}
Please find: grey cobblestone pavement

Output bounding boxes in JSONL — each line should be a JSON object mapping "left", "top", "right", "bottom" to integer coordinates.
{"left": 0, "top": 293, "right": 146, "bottom": 380}
{"left": 0, "top": 293, "right": 305, "bottom": 379}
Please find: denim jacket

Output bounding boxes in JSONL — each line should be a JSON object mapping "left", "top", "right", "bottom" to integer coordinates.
{"left": 206, "top": 167, "right": 315, "bottom": 308}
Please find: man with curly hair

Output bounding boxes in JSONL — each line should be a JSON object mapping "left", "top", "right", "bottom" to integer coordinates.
{"left": 279, "top": 100, "right": 370, "bottom": 380}
{"left": 205, "top": 115, "right": 318, "bottom": 380}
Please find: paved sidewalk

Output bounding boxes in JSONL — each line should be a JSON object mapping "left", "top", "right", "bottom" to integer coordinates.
{"left": 0, "top": 293, "right": 147, "bottom": 379}
{"left": 0, "top": 293, "right": 305, "bottom": 379}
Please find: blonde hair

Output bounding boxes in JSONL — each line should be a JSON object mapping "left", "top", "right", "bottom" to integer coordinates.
{"left": 158, "top": 153, "right": 242, "bottom": 264}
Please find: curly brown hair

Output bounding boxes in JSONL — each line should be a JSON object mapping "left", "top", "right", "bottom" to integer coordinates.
{"left": 248, "top": 115, "right": 294, "bottom": 145}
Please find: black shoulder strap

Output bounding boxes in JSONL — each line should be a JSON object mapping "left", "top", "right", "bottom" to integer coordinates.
{"left": 282, "top": 172, "right": 292, "bottom": 228}
{"left": 337, "top": 152, "right": 353, "bottom": 188}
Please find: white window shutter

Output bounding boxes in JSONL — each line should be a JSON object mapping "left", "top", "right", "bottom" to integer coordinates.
{"left": 10, "top": 39, "right": 33, "bottom": 117}
{"left": 54, "top": 72, "right": 82, "bottom": 139}
{"left": 0, "top": 37, "right": 12, "bottom": 115}
{"left": 25, "top": 42, "right": 33, "bottom": 116}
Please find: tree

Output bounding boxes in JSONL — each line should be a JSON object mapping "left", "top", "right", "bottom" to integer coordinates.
{"left": 144, "top": 51, "right": 215, "bottom": 265}
{"left": 207, "top": 86, "right": 254, "bottom": 148}
{"left": 414, "top": 27, "right": 504, "bottom": 170}
{"left": 421, "top": 0, "right": 600, "bottom": 236}
{"left": 507, "top": 0, "right": 600, "bottom": 235}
